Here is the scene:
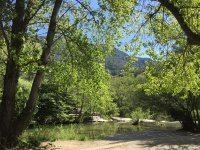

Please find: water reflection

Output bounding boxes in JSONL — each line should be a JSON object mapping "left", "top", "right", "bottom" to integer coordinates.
{"left": 74, "top": 122, "right": 180, "bottom": 139}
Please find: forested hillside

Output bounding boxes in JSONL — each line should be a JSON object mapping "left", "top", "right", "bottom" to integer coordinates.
{"left": 105, "top": 49, "right": 151, "bottom": 75}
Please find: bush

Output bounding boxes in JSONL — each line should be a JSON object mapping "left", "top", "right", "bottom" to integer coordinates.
{"left": 131, "top": 107, "right": 153, "bottom": 120}
{"left": 35, "top": 84, "right": 75, "bottom": 124}
{"left": 16, "top": 78, "right": 32, "bottom": 115}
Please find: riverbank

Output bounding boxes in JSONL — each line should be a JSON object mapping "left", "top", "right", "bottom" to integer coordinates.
{"left": 39, "top": 130, "right": 200, "bottom": 150}
{"left": 19, "top": 122, "right": 199, "bottom": 150}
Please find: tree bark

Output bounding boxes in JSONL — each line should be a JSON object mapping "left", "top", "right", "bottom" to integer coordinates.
{"left": 0, "top": 0, "right": 25, "bottom": 147}
{"left": 76, "top": 93, "right": 85, "bottom": 123}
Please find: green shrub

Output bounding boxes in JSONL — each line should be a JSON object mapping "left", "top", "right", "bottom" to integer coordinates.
{"left": 131, "top": 107, "right": 153, "bottom": 120}
{"left": 16, "top": 78, "right": 32, "bottom": 115}
{"left": 35, "top": 84, "right": 74, "bottom": 124}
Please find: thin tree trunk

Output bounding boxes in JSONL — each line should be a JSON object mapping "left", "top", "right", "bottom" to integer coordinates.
{"left": 190, "top": 94, "right": 197, "bottom": 127}
{"left": 194, "top": 97, "right": 200, "bottom": 130}
{"left": 76, "top": 93, "right": 85, "bottom": 123}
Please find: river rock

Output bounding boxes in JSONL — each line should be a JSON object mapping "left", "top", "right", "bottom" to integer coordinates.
{"left": 159, "top": 121, "right": 181, "bottom": 127}
{"left": 92, "top": 116, "right": 109, "bottom": 122}
{"left": 139, "top": 119, "right": 156, "bottom": 126}
{"left": 111, "top": 117, "right": 132, "bottom": 123}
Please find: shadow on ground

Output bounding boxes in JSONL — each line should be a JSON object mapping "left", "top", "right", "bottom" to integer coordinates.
{"left": 103, "top": 130, "right": 200, "bottom": 150}
{"left": 38, "top": 129, "right": 200, "bottom": 150}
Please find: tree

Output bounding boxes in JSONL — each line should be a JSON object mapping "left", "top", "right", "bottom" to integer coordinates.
{"left": 0, "top": 0, "right": 135, "bottom": 147}
{"left": 48, "top": 37, "right": 118, "bottom": 122}
{"left": 0, "top": 0, "right": 63, "bottom": 147}
{"left": 110, "top": 72, "right": 152, "bottom": 117}
{"left": 156, "top": 0, "right": 200, "bottom": 46}
{"left": 135, "top": 0, "right": 200, "bottom": 131}
{"left": 144, "top": 48, "right": 200, "bottom": 131}
{"left": 134, "top": 0, "right": 200, "bottom": 46}
{"left": 35, "top": 83, "right": 74, "bottom": 124}
{"left": 110, "top": 74, "right": 138, "bottom": 117}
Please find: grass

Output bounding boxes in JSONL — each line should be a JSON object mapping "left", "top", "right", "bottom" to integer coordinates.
{"left": 18, "top": 124, "right": 92, "bottom": 148}
{"left": 17, "top": 122, "right": 175, "bottom": 149}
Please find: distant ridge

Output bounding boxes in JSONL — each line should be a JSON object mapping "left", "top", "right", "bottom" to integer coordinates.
{"left": 105, "top": 49, "right": 151, "bottom": 75}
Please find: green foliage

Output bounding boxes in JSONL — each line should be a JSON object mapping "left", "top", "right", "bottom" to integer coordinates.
{"left": 144, "top": 48, "right": 200, "bottom": 131}
{"left": 110, "top": 74, "right": 138, "bottom": 117}
{"left": 131, "top": 107, "right": 153, "bottom": 120}
{"left": 46, "top": 37, "right": 118, "bottom": 120}
{"left": 35, "top": 84, "right": 74, "bottom": 124}
{"left": 32, "top": 33, "right": 120, "bottom": 124}
{"left": 16, "top": 78, "right": 32, "bottom": 115}
{"left": 18, "top": 122, "right": 149, "bottom": 148}
{"left": 0, "top": 42, "right": 6, "bottom": 98}
{"left": 144, "top": 49, "right": 200, "bottom": 98}
{"left": 18, "top": 40, "right": 43, "bottom": 73}
{"left": 110, "top": 72, "right": 151, "bottom": 117}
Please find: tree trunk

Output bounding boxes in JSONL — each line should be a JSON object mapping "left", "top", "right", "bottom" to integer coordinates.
{"left": 0, "top": 0, "right": 25, "bottom": 147}
{"left": 75, "top": 93, "right": 85, "bottom": 123}
{"left": 0, "top": 0, "right": 62, "bottom": 148}
{"left": 194, "top": 97, "right": 200, "bottom": 130}
{"left": 12, "top": 71, "right": 45, "bottom": 141}
{"left": 13, "top": 0, "right": 62, "bottom": 145}
{"left": 0, "top": 59, "right": 20, "bottom": 147}
{"left": 181, "top": 112, "right": 197, "bottom": 132}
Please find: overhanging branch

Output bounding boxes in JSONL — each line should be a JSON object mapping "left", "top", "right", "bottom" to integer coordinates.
{"left": 158, "top": 0, "right": 200, "bottom": 45}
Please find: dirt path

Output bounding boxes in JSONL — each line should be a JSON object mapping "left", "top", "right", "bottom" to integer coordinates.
{"left": 39, "top": 130, "right": 200, "bottom": 150}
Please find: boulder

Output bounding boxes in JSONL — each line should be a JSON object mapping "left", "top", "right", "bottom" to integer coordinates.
{"left": 92, "top": 116, "right": 109, "bottom": 122}
{"left": 132, "top": 119, "right": 139, "bottom": 125}
{"left": 111, "top": 117, "right": 132, "bottom": 123}
{"left": 139, "top": 119, "right": 156, "bottom": 126}
{"left": 159, "top": 121, "right": 181, "bottom": 128}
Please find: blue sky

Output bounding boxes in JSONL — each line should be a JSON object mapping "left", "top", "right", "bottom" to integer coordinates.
{"left": 37, "top": 0, "right": 151, "bottom": 58}
{"left": 89, "top": 0, "right": 151, "bottom": 58}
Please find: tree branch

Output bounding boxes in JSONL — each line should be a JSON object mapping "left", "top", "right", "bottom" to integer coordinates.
{"left": 0, "top": 21, "right": 10, "bottom": 49}
{"left": 24, "top": 0, "right": 46, "bottom": 26}
{"left": 133, "top": 5, "right": 161, "bottom": 40}
{"left": 158, "top": 0, "right": 200, "bottom": 45}
{"left": 58, "top": 2, "right": 78, "bottom": 21}
{"left": 0, "top": 1, "right": 10, "bottom": 49}
{"left": 75, "top": 0, "right": 99, "bottom": 25}
{"left": 53, "top": 20, "right": 79, "bottom": 44}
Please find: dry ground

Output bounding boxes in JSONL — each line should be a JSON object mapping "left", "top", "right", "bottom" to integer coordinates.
{"left": 38, "top": 130, "right": 200, "bottom": 150}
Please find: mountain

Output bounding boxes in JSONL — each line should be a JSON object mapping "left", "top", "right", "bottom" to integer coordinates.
{"left": 105, "top": 49, "right": 151, "bottom": 75}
